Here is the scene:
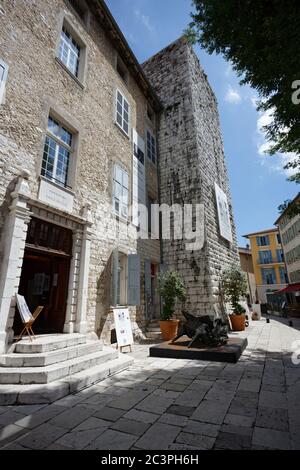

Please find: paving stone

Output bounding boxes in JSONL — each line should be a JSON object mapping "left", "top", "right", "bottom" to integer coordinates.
{"left": 168, "top": 443, "right": 201, "bottom": 450}
{"left": 192, "top": 400, "right": 229, "bottom": 424}
{"left": 135, "top": 422, "right": 181, "bottom": 450}
{"left": 85, "top": 429, "right": 137, "bottom": 450}
{"left": 136, "top": 395, "right": 174, "bottom": 414}
{"left": 109, "top": 390, "right": 150, "bottom": 411}
{"left": 111, "top": 418, "right": 150, "bottom": 436}
{"left": 92, "top": 406, "right": 125, "bottom": 422}
{"left": 0, "top": 424, "right": 28, "bottom": 448}
{"left": 252, "top": 427, "right": 291, "bottom": 450}
{"left": 16, "top": 404, "right": 67, "bottom": 429}
{"left": 238, "top": 378, "right": 261, "bottom": 393}
{"left": 159, "top": 382, "right": 188, "bottom": 392}
{"left": 175, "top": 389, "right": 206, "bottom": 407}
{"left": 1, "top": 441, "right": 29, "bottom": 450}
{"left": 124, "top": 409, "right": 159, "bottom": 424}
{"left": 47, "top": 405, "right": 93, "bottom": 430}
{"left": 228, "top": 398, "right": 258, "bottom": 418}
{"left": 54, "top": 417, "right": 109, "bottom": 449}
{"left": 215, "top": 432, "right": 252, "bottom": 450}
{"left": 258, "top": 391, "right": 287, "bottom": 410}
{"left": 187, "top": 379, "right": 213, "bottom": 392}
{"left": 16, "top": 423, "right": 67, "bottom": 449}
{"left": 176, "top": 432, "right": 215, "bottom": 450}
{"left": 255, "top": 407, "right": 289, "bottom": 431}
{"left": 168, "top": 376, "right": 193, "bottom": 386}
{"left": 158, "top": 413, "right": 188, "bottom": 427}
{"left": 152, "top": 389, "right": 181, "bottom": 399}
{"left": 46, "top": 443, "right": 73, "bottom": 450}
{"left": 221, "top": 423, "right": 253, "bottom": 436}
{"left": 183, "top": 420, "right": 220, "bottom": 438}
{"left": 0, "top": 410, "right": 26, "bottom": 427}
{"left": 224, "top": 413, "right": 254, "bottom": 428}
{"left": 167, "top": 405, "right": 196, "bottom": 417}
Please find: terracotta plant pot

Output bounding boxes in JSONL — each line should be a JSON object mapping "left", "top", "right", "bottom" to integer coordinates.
{"left": 230, "top": 314, "right": 246, "bottom": 331}
{"left": 159, "top": 320, "right": 180, "bottom": 341}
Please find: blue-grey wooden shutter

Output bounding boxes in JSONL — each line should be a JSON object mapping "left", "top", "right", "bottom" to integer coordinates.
{"left": 127, "top": 254, "right": 141, "bottom": 306}
{"left": 111, "top": 248, "right": 119, "bottom": 306}
{"left": 144, "top": 260, "right": 152, "bottom": 319}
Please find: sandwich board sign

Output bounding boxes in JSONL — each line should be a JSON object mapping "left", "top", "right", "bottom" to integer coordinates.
{"left": 16, "top": 294, "right": 33, "bottom": 323}
{"left": 113, "top": 308, "right": 133, "bottom": 351}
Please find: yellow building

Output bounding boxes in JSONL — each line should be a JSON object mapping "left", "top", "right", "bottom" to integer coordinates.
{"left": 244, "top": 228, "right": 288, "bottom": 303}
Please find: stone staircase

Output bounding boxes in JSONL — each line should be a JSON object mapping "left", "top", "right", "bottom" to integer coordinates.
{"left": 0, "top": 334, "right": 133, "bottom": 405}
{"left": 145, "top": 320, "right": 162, "bottom": 341}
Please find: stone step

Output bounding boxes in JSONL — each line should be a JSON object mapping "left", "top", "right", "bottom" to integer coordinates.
{"left": 145, "top": 331, "right": 163, "bottom": 340}
{"left": 13, "top": 333, "right": 87, "bottom": 354}
{"left": 0, "top": 340, "right": 103, "bottom": 367}
{"left": 0, "top": 352, "right": 134, "bottom": 405}
{"left": 0, "top": 348, "right": 118, "bottom": 384}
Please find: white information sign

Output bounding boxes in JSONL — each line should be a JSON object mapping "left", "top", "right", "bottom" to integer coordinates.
{"left": 113, "top": 308, "right": 133, "bottom": 348}
{"left": 215, "top": 183, "right": 233, "bottom": 243}
{"left": 16, "top": 294, "right": 33, "bottom": 323}
{"left": 132, "top": 129, "right": 146, "bottom": 226}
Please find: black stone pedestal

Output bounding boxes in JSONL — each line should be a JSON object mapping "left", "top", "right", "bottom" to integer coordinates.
{"left": 149, "top": 336, "right": 248, "bottom": 363}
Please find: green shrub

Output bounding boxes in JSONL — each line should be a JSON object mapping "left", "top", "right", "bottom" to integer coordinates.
{"left": 158, "top": 270, "right": 186, "bottom": 321}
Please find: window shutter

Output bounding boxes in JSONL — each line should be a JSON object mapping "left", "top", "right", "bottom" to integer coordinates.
{"left": 0, "top": 60, "right": 8, "bottom": 105}
{"left": 127, "top": 254, "right": 140, "bottom": 306}
{"left": 111, "top": 248, "right": 119, "bottom": 306}
{"left": 144, "top": 260, "right": 152, "bottom": 320}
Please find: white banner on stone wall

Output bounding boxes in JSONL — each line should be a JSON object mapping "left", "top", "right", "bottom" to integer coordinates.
{"left": 215, "top": 182, "right": 233, "bottom": 243}
{"left": 132, "top": 129, "right": 146, "bottom": 226}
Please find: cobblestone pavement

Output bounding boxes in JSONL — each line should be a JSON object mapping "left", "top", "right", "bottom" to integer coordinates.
{"left": 0, "top": 317, "right": 300, "bottom": 450}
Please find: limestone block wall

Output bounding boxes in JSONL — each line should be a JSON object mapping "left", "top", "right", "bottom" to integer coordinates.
{"left": 0, "top": 0, "right": 160, "bottom": 343}
{"left": 143, "top": 37, "right": 240, "bottom": 318}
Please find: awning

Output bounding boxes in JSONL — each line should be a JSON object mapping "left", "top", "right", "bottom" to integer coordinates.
{"left": 276, "top": 283, "right": 300, "bottom": 294}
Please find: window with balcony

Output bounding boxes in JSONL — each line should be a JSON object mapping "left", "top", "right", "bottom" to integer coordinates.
{"left": 256, "top": 235, "right": 270, "bottom": 246}
{"left": 41, "top": 116, "right": 73, "bottom": 188}
{"left": 261, "top": 267, "right": 276, "bottom": 285}
{"left": 258, "top": 250, "right": 273, "bottom": 264}
{"left": 279, "top": 267, "right": 288, "bottom": 284}
{"left": 277, "top": 249, "right": 284, "bottom": 263}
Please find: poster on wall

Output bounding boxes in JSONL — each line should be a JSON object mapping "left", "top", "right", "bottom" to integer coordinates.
{"left": 113, "top": 307, "right": 134, "bottom": 348}
{"left": 132, "top": 128, "right": 146, "bottom": 227}
{"left": 214, "top": 182, "right": 233, "bottom": 243}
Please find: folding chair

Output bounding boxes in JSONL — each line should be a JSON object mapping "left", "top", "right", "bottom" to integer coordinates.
{"left": 15, "top": 294, "right": 44, "bottom": 342}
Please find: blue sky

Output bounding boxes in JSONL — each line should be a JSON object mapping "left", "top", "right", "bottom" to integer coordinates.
{"left": 106, "top": 0, "right": 297, "bottom": 246}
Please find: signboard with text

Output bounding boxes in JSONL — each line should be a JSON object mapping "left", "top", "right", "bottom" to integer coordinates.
{"left": 113, "top": 308, "right": 133, "bottom": 348}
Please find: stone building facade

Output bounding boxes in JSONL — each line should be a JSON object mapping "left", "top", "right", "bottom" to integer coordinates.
{"left": 0, "top": 2, "right": 240, "bottom": 355}
{"left": 0, "top": 0, "right": 161, "bottom": 353}
{"left": 275, "top": 193, "right": 300, "bottom": 284}
{"left": 143, "top": 38, "right": 240, "bottom": 319}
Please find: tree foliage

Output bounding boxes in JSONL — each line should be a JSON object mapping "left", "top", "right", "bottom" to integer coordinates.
{"left": 158, "top": 270, "right": 186, "bottom": 321}
{"left": 221, "top": 267, "right": 248, "bottom": 315}
{"left": 186, "top": 0, "right": 300, "bottom": 179}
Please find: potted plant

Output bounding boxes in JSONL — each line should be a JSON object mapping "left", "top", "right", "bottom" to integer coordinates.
{"left": 221, "top": 267, "right": 248, "bottom": 331}
{"left": 158, "top": 270, "right": 186, "bottom": 340}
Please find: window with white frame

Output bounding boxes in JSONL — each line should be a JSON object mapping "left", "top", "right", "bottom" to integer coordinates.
{"left": 0, "top": 59, "right": 8, "bottom": 104}
{"left": 147, "top": 129, "right": 156, "bottom": 164}
{"left": 58, "top": 26, "right": 81, "bottom": 77}
{"left": 113, "top": 164, "right": 129, "bottom": 219}
{"left": 116, "top": 90, "right": 130, "bottom": 135}
{"left": 41, "top": 116, "right": 73, "bottom": 188}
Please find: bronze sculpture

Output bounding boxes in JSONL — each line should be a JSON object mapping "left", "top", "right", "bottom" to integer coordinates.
{"left": 171, "top": 311, "right": 228, "bottom": 348}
